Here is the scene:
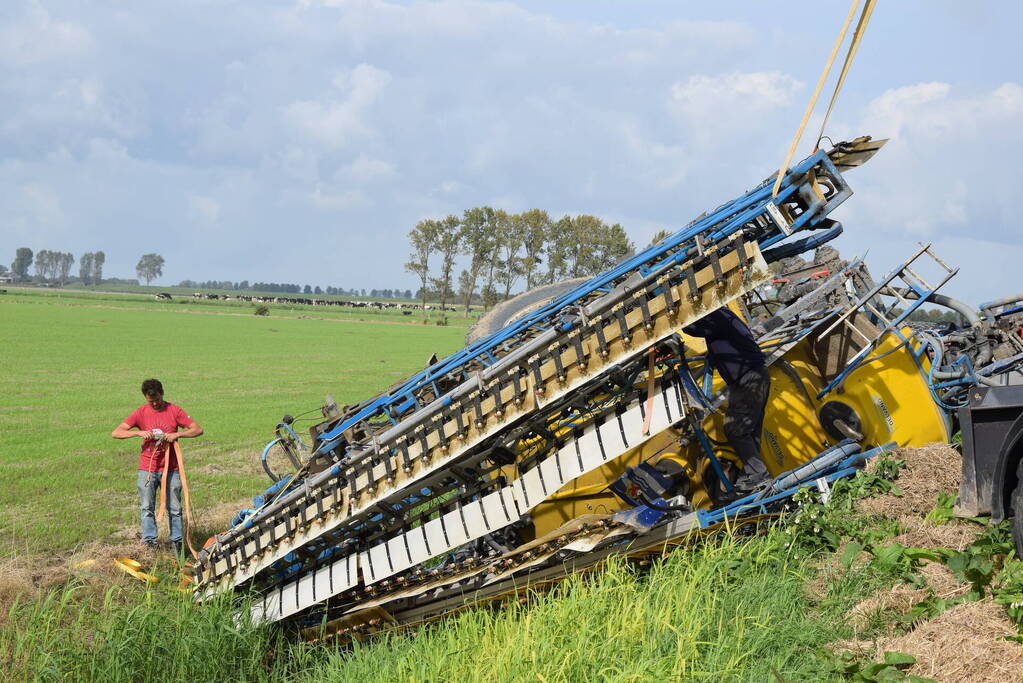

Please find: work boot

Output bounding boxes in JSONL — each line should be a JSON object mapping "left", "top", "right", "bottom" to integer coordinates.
{"left": 733, "top": 469, "right": 771, "bottom": 494}
{"left": 733, "top": 457, "right": 772, "bottom": 493}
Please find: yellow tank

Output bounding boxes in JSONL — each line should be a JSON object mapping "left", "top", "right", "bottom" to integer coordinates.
{"left": 527, "top": 314, "right": 950, "bottom": 539}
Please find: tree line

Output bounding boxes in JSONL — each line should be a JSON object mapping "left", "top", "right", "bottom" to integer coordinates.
{"left": 405, "top": 208, "right": 634, "bottom": 314}
{"left": 4, "top": 247, "right": 164, "bottom": 288}
{"left": 5, "top": 248, "right": 107, "bottom": 287}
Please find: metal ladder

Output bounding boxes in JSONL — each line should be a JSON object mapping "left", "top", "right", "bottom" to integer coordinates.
{"left": 816, "top": 243, "right": 958, "bottom": 398}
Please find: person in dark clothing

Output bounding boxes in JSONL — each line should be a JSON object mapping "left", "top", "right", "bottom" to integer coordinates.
{"left": 683, "top": 308, "right": 772, "bottom": 492}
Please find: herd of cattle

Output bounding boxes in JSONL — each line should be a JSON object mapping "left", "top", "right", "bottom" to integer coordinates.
{"left": 152, "top": 291, "right": 449, "bottom": 314}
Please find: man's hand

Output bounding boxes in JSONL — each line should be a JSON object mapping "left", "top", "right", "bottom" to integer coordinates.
{"left": 164, "top": 432, "right": 179, "bottom": 442}
{"left": 138, "top": 430, "right": 154, "bottom": 440}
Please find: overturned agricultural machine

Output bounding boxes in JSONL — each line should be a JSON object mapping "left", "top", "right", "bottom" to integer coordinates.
{"left": 193, "top": 137, "right": 1023, "bottom": 640}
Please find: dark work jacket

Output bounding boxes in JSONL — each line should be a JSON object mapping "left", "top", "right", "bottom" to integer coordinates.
{"left": 682, "top": 308, "right": 765, "bottom": 386}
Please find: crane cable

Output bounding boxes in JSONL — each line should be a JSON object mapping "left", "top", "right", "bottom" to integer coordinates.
{"left": 771, "top": 0, "right": 877, "bottom": 198}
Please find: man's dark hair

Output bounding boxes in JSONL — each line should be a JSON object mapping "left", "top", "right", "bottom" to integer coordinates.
{"left": 141, "top": 378, "right": 164, "bottom": 397}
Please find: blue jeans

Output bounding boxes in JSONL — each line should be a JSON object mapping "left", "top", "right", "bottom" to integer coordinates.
{"left": 137, "top": 469, "right": 182, "bottom": 543}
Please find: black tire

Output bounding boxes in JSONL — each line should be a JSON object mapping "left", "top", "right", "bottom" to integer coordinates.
{"left": 465, "top": 278, "right": 590, "bottom": 346}
{"left": 1012, "top": 458, "right": 1023, "bottom": 557}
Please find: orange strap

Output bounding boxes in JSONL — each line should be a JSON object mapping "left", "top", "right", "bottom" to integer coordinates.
{"left": 156, "top": 440, "right": 199, "bottom": 561}
{"left": 641, "top": 348, "right": 656, "bottom": 436}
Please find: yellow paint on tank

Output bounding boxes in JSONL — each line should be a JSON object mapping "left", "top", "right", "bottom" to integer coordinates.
{"left": 820, "top": 331, "right": 949, "bottom": 448}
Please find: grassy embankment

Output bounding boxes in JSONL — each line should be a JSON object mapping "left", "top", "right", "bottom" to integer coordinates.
{"left": 6, "top": 447, "right": 1023, "bottom": 681}
{"left": 4, "top": 291, "right": 1023, "bottom": 681}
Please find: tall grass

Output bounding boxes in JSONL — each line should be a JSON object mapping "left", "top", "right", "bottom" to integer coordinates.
{"left": 1, "top": 525, "right": 895, "bottom": 682}
{"left": 1, "top": 582, "right": 278, "bottom": 682}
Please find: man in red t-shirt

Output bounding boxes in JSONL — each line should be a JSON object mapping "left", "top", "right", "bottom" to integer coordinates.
{"left": 112, "top": 378, "right": 203, "bottom": 553}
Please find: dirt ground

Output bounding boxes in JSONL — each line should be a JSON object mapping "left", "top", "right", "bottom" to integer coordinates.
{"left": 841, "top": 443, "right": 1023, "bottom": 680}
{"left": 857, "top": 442, "right": 979, "bottom": 551}
{"left": 0, "top": 495, "right": 249, "bottom": 626}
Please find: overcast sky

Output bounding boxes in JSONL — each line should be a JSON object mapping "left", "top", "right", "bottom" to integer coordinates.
{"left": 2, "top": 1, "right": 1020, "bottom": 303}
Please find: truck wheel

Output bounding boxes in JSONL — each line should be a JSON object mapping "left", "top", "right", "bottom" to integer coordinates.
{"left": 465, "top": 278, "right": 590, "bottom": 346}
{"left": 1012, "top": 458, "right": 1023, "bottom": 555}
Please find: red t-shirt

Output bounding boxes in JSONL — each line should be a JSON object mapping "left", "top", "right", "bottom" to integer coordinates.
{"left": 124, "top": 402, "right": 193, "bottom": 472}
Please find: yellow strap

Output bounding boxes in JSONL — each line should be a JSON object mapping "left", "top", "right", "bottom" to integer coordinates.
{"left": 771, "top": 0, "right": 861, "bottom": 198}
{"left": 814, "top": 0, "right": 877, "bottom": 151}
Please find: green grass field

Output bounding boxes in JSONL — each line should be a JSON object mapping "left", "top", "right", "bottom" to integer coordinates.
{"left": 0, "top": 292, "right": 467, "bottom": 552}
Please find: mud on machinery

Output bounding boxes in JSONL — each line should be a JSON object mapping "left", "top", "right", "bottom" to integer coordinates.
{"left": 192, "top": 136, "right": 1023, "bottom": 640}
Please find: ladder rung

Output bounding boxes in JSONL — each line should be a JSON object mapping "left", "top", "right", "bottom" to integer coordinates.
{"left": 843, "top": 319, "right": 873, "bottom": 343}
{"left": 863, "top": 301, "right": 890, "bottom": 324}
{"left": 900, "top": 265, "right": 934, "bottom": 293}
{"left": 883, "top": 285, "right": 910, "bottom": 307}
{"left": 922, "top": 245, "right": 955, "bottom": 273}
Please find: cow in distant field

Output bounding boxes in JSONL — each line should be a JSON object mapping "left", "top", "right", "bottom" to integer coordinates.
{"left": 155, "top": 292, "right": 173, "bottom": 300}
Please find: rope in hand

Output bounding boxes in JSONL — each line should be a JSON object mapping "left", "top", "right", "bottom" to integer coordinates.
{"left": 771, "top": 0, "right": 877, "bottom": 198}
{"left": 155, "top": 440, "right": 199, "bottom": 562}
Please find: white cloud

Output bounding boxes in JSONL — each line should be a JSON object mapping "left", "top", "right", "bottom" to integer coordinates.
{"left": 340, "top": 154, "right": 395, "bottom": 182}
{"left": 831, "top": 81, "right": 1023, "bottom": 248}
{"left": 284, "top": 64, "right": 391, "bottom": 148}
{"left": 188, "top": 195, "right": 221, "bottom": 225}
{"left": 669, "top": 72, "right": 802, "bottom": 127}
{"left": 0, "top": 3, "right": 92, "bottom": 66}
{"left": 302, "top": 185, "right": 367, "bottom": 210}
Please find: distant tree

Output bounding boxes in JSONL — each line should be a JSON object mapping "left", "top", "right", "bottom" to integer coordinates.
{"left": 79, "top": 252, "right": 94, "bottom": 285}
{"left": 303, "top": 284, "right": 312, "bottom": 294}
{"left": 56, "top": 252, "right": 74, "bottom": 286}
{"left": 518, "top": 209, "right": 550, "bottom": 290}
{"left": 587, "top": 220, "right": 634, "bottom": 273}
{"left": 481, "top": 210, "right": 510, "bottom": 310}
{"left": 92, "top": 251, "right": 105, "bottom": 285}
{"left": 404, "top": 289, "right": 412, "bottom": 299}
{"left": 314, "top": 286, "right": 322, "bottom": 295}
{"left": 360, "top": 288, "right": 366, "bottom": 297}
{"left": 543, "top": 217, "right": 572, "bottom": 283}
{"left": 430, "top": 214, "right": 462, "bottom": 312}
{"left": 135, "top": 253, "right": 165, "bottom": 285}
{"left": 238, "top": 280, "right": 249, "bottom": 290}
{"left": 11, "top": 248, "right": 32, "bottom": 282}
{"left": 647, "top": 229, "right": 672, "bottom": 247}
{"left": 460, "top": 207, "right": 499, "bottom": 314}
{"left": 496, "top": 215, "right": 525, "bottom": 299}
{"left": 34, "top": 250, "right": 50, "bottom": 283}
{"left": 405, "top": 218, "right": 441, "bottom": 311}
{"left": 0, "top": 264, "right": 7, "bottom": 276}
{"left": 543, "top": 215, "right": 633, "bottom": 282}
